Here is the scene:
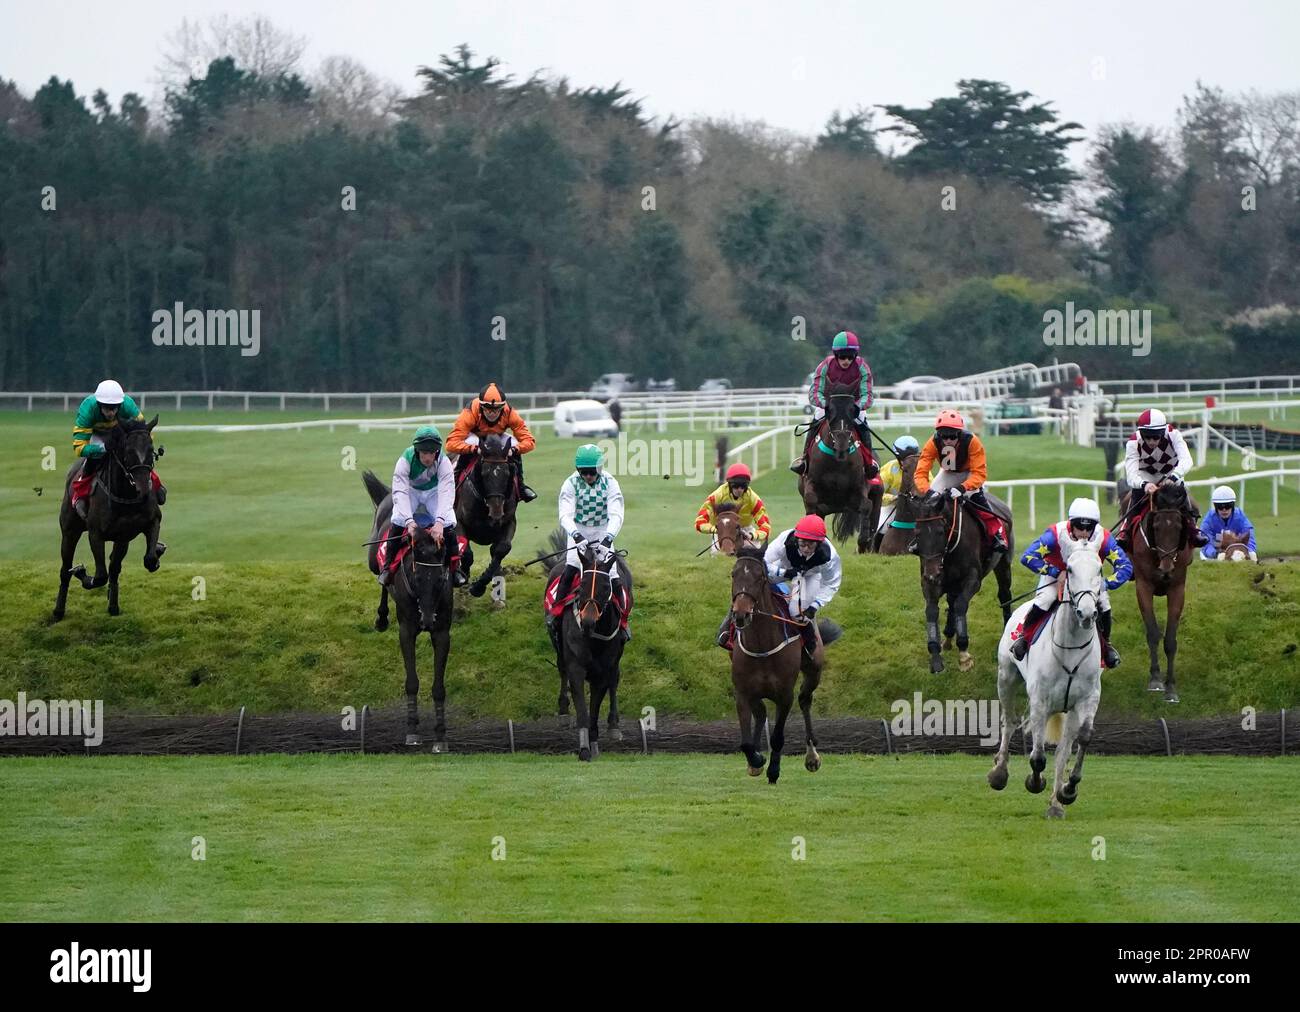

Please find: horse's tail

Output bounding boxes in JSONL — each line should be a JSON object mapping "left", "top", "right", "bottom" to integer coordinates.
{"left": 362, "top": 469, "right": 389, "bottom": 507}
{"left": 816, "top": 618, "right": 843, "bottom": 646}
{"left": 535, "top": 526, "right": 568, "bottom": 565}
{"left": 832, "top": 510, "right": 858, "bottom": 543}
{"left": 1044, "top": 712, "right": 1066, "bottom": 746}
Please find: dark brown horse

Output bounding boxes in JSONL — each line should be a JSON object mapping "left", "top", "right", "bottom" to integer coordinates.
{"left": 798, "top": 385, "right": 881, "bottom": 554}
{"left": 875, "top": 452, "right": 920, "bottom": 555}
{"left": 548, "top": 543, "right": 631, "bottom": 761}
{"left": 712, "top": 501, "right": 753, "bottom": 556}
{"left": 727, "top": 547, "right": 830, "bottom": 783}
{"left": 455, "top": 433, "right": 519, "bottom": 599}
{"left": 53, "top": 416, "right": 165, "bottom": 621}
{"left": 910, "top": 490, "right": 1014, "bottom": 674}
{"left": 364, "top": 471, "right": 454, "bottom": 750}
{"left": 1121, "top": 484, "right": 1194, "bottom": 703}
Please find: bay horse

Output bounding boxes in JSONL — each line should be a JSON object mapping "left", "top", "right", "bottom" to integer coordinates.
{"left": 1216, "top": 530, "right": 1251, "bottom": 561}
{"left": 455, "top": 433, "right": 520, "bottom": 599}
{"left": 1121, "top": 483, "right": 1194, "bottom": 703}
{"left": 910, "top": 489, "right": 1014, "bottom": 673}
{"left": 548, "top": 543, "right": 631, "bottom": 761}
{"left": 727, "top": 546, "right": 830, "bottom": 784}
{"left": 53, "top": 416, "right": 165, "bottom": 621}
{"left": 711, "top": 502, "right": 753, "bottom": 556}
{"left": 798, "top": 384, "right": 881, "bottom": 554}
{"left": 875, "top": 452, "right": 920, "bottom": 555}
{"left": 363, "top": 470, "right": 454, "bottom": 750}
{"left": 989, "top": 543, "right": 1104, "bottom": 819}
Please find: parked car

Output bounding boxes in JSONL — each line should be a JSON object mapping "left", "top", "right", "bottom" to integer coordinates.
{"left": 698, "top": 378, "right": 732, "bottom": 392}
{"left": 553, "top": 399, "right": 619, "bottom": 439}
{"left": 892, "top": 375, "right": 973, "bottom": 402}
{"left": 588, "top": 373, "right": 639, "bottom": 399}
{"left": 645, "top": 378, "right": 677, "bottom": 393}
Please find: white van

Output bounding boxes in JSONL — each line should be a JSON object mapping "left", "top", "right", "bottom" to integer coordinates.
{"left": 553, "top": 399, "right": 619, "bottom": 439}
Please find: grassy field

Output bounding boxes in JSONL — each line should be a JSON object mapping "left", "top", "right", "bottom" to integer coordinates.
{"left": 1, "top": 753, "right": 1295, "bottom": 921}
{"left": 2, "top": 409, "right": 1297, "bottom": 719}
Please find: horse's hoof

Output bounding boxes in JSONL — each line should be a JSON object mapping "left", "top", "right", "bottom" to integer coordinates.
{"left": 108, "top": 604, "right": 120, "bottom": 616}
{"left": 1147, "top": 678, "right": 1164, "bottom": 693}
{"left": 930, "top": 657, "right": 945, "bottom": 674}
{"left": 747, "top": 766, "right": 763, "bottom": 776}
{"left": 1025, "top": 774, "right": 1045, "bottom": 794}
{"left": 431, "top": 741, "right": 448, "bottom": 754}
{"left": 405, "top": 734, "right": 421, "bottom": 747}
{"left": 578, "top": 748, "right": 592, "bottom": 762}
{"left": 590, "top": 741, "right": 600, "bottom": 760}
{"left": 468, "top": 583, "right": 486, "bottom": 598}
{"left": 987, "top": 767, "right": 1008, "bottom": 791}
{"left": 1045, "top": 804, "right": 1065, "bottom": 820}
{"left": 143, "top": 556, "right": 159, "bottom": 572}
{"left": 608, "top": 727, "right": 623, "bottom": 743}
{"left": 958, "top": 651, "right": 974, "bottom": 672}
{"left": 766, "top": 771, "right": 780, "bottom": 785}
{"left": 374, "top": 615, "right": 389, "bottom": 632}
{"left": 805, "top": 753, "right": 821, "bottom": 773}
{"left": 1057, "top": 785, "right": 1077, "bottom": 806}
{"left": 50, "top": 609, "right": 64, "bottom": 623}
{"left": 943, "top": 637, "right": 954, "bottom": 651}
{"left": 1164, "top": 690, "right": 1180, "bottom": 704}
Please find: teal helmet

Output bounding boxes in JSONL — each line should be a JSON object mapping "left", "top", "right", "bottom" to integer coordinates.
{"left": 893, "top": 435, "right": 920, "bottom": 456}
{"left": 412, "top": 424, "right": 443, "bottom": 453}
{"left": 831, "top": 331, "right": 860, "bottom": 353}
{"left": 575, "top": 444, "right": 603, "bottom": 469}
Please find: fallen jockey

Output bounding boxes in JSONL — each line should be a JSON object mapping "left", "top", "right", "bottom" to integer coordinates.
{"left": 792, "top": 330, "right": 878, "bottom": 483}
{"left": 1115, "top": 408, "right": 1208, "bottom": 550}
{"left": 378, "top": 425, "right": 465, "bottom": 587}
{"left": 912, "top": 409, "right": 1010, "bottom": 554}
{"left": 70, "top": 379, "right": 167, "bottom": 521}
{"left": 716, "top": 514, "right": 841, "bottom": 656}
{"left": 545, "top": 443, "right": 629, "bottom": 641}
{"left": 1011, "top": 497, "right": 1131, "bottom": 668}
{"left": 694, "top": 462, "right": 772, "bottom": 551}
{"left": 876, "top": 434, "right": 920, "bottom": 533}
{"left": 1201, "top": 485, "right": 1257, "bottom": 561}
{"left": 446, "top": 382, "right": 538, "bottom": 502}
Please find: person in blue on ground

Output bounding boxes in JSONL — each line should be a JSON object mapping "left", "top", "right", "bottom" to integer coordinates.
{"left": 1200, "top": 485, "right": 1257, "bottom": 561}
{"left": 1012, "top": 497, "right": 1131, "bottom": 668}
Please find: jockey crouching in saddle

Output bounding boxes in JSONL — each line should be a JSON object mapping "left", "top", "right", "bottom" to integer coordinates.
{"left": 791, "top": 330, "right": 879, "bottom": 485}
{"left": 70, "top": 379, "right": 168, "bottom": 522}
{"left": 445, "top": 382, "right": 538, "bottom": 503}
{"left": 1201, "top": 485, "right": 1257, "bottom": 561}
{"left": 546, "top": 444, "right": 629, "bottom": 642}
{"left": 694, "top": 462, "right": 772, "bottom": 551}
{"left": 378, "top": 425, "right": 464, "bottom": 586}
{"left": 1011, "top": 497, "right": 1132, "bottom": 667}
{"left": 716, "top": 515, "right": 842, "bottom": 656}
{"left": 876, "top": 434, "right": 920, "bottom": 533}
{"left": 912, "top": 409, "right": 1011, "bottom": 554}
{"left": 1114, "top": 408, "right": 1209, "bottom": 552}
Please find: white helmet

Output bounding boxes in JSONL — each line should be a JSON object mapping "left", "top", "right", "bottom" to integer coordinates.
{"left": 1211, "top": 485, "right": 1236, "bottom": 505}
{"left": 94, "top": 379, "right": 125, "bottom": 405}
{"left": 1137, "top": 407, "right": 1167, "bottom": 433}
{"left": 1067, "top": 497, "right": 1102, "bottom": 523}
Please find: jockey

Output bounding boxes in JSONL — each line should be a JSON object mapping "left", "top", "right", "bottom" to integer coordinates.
{"left": 715, "top": 514, "right": 842, "bottom": 655}
{"left": 694, "top": 462, "right": 772, "bottom": 550}
{"left": 791, "top": 330, "right": 876, "bottom": 478}
{"left": 1116, "top": 408, "right": 1208, "bottom": 549}
{"left": 555, "top": 442, "right": 626, "bottom": 591}
{"left": 1200, "top": 485, "right": 1257, "bottom": 561}
{"left": 912, "top": 409, "right": 1010, "bottom": 553}
{"left": 877, "top": 434, "right": 920, "bottom": 531}
{"left": 379, "top": 425, "right": 464, "bottom": 587}
{"left": 446, "top": 382, "right": 538, "bottom": 502}
{"left": 1012, "top": 497, "right": 1131, "bottom": 667}
{"left": 70, "top": 379, "right": 167, "bottom": 521}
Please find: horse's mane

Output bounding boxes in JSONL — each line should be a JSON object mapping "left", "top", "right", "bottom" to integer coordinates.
{"left": 735, "top": 545, "right": 765, "bottom": 562}
{"left": 715, "top": 501, "right": 739, "bottom": 515}
{"left": 481, "top": 432, "right": 511, "bottom": 456}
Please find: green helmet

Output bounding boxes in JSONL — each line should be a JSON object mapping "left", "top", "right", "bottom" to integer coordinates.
{"left": 412, "top": 424, "right": 443, "bottom": 452}
{"left": 575, "top": 444, "right": 603, "bottom": 469}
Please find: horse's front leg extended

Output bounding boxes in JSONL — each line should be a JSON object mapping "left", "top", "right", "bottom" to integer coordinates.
{"left": 106, "top": 539, "right": 129, "bottom": 615}
{"left": 1025, "top": 707, "right": 1048, "bottom": 795}
{"left": 734, "top": 691, "right": 763, "bottom": 775}
{"left": 606, "top": 680, "right": 622, "bottom": 742}
{"left": 1163, "top": 584, "right": 1185, "bottom": 703}
{"left": 53, "top": 530, "right": 82, "bottom": 621}
{"left": 942, "top": 592, "right": 956, "bottom": 651}
{"left": 1046, "top": 713, "right": 1077, "bottom": 819}
{"left": 988, "top": 659, "right": 1017, "bottom": 790}
{"left": 766, "top": 692, "right": 793, "bottom": 785}
{"left": 588, "top": 678, "right": 608, "bottom": 759}
{"left": 470, "top": 538, "right": 511, "bottom": 598}
{"left": 1136, "top": 581, "right": 1163, "bottom": 691}
{"left": 1059, "top": 714, "right": 1092, "bottom": 806}
{"left": 86, "top": 529, "right": 109, "bottom": 589}
{"left": 955, "top": 580, "right": 978, "bottom": 672}
{"left": 143, "top": 517, "right": 161, "bottom": 572}
{"left": 925, "top": 590, "right": 944, "bottom": 674}
{"left": 400, "top": 622, "right": 421, "bottom": 746}
{"left": 430, "top": 621, "right": 451, "bottom": 751}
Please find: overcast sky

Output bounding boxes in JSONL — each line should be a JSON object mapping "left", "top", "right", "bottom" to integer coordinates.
{"left": 3, "top": 0, "right": 1297, "bottom": 162}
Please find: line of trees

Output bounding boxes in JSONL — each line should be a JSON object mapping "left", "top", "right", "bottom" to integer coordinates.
{"left": 1, "top": 26, "right": 1297, "bottom": 394}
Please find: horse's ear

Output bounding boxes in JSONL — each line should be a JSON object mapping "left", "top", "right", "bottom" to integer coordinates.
{"left": 147, "top": 415, "right": 159, "bottom": 431}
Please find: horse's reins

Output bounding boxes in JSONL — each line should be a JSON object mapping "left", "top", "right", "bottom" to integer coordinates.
{"left": 913, "top": 495, "right": 962, "bottom": 563}
{"left": 571, "top": 553, "right": 622, "bottom": 639}
{"left": 98, "top": 436, "right": 156, "bottom": 505}
{"left": 729, "top": 556, "right": 808, "bottom": 657}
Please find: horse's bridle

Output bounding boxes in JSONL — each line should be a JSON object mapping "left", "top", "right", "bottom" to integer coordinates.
{"left": 1140, "top": 491, "right": 1185, "bottom": 564}
{"left": 572, "top": 550, "right": 621, "bottom": 635}
{"left": 730, "top": 555, "right": 810, "bottom": 627}
{"left": 912, "top": 495, "right": 962, "bottom": 567}
{"left": 102, "top": 435, "right": 155, "bottom": 504}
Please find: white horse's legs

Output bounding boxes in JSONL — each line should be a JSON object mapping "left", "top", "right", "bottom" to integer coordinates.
{"left": 1025, "top": 703, "right": 1049, "bottom": 795}
{"left": 1046, "top": 710, "right": 1078, "bottom": 819}
{"left": 988, "top": 654, "right": 1018, "bottom": 790}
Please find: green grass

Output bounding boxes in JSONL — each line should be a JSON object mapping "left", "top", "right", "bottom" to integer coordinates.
{"left": 2, "top": 410, "right": 1298, "bottom": 719}
{"left": 0, "top": 753, "right": 1295, "bottom": 921}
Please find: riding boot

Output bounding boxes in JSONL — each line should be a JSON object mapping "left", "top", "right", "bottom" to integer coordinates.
{"left": 448, "top": 534, "right": 469, "bottom": 587}
{"left": 1011, "top": 604, "right": 1049, "bottom": 660}
{"left": 73, "top": 454, "right": 101, "bottom": 520}
{"left": 790, "top": 425, "right": 818, "bottom": 474}
{"left": 1187, "top": 514, "right": 1209, "bottom": 548}
{"left": 853, "top": 420, "right": 879, "bottom": 478}
{"left": 716, "top": 614, "right": 733, "bottom": 649}
{"left": 1098, "top": 609, "right": 1121, "bottom": 668}
{"left": 968, "top": 488, "right": 1009, "bottom": 553}
{"left": 378, "top": 524, "right": 405, "bottom": 586}
{"left": 514, "top": 457, "right": 538, "bottom": 503}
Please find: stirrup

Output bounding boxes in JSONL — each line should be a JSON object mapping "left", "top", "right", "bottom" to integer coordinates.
{"left": 790, "top": 458, "right": 805, "bottom": 474}
{"left": 520, "top": 485, "right": 538, "bottom": 503}
{"left": 1104, "top": 645, "right": 1121, "bottom": 668}
{"left": 1011, "top": 637, "right": 1029, "bottom": 660}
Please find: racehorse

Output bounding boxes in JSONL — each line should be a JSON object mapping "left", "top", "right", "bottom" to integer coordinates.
{"left": 363, "top": 470, "right": 454, "bottom": 750}
{"left": 1216, "top": 529, "right": 1251, "bottom": 561}
{"left": 988, "top": 542, "right": 1104, "bottom": 819}
{"left": 909, "top": 489, "right": 1014, "bottom": 673}
{"left": 711, "top": 501, "right": 753, "bottom": 556}
{"left": 548, "top": 542, "right": 631, "bottom": 761}
{"left": 798, "top": 384, "right": 881, "bottom": 554}
{"left": 53, "top": 416, "right": 165, "bottom": 621}
{"left": 727, "top": 546, "right": 832, "bottom": 784}
{"left": 455, "top": 433, "right": 520, "bottom": 599}
{"left": 1122, "top": 483, "right": 1194, "bottom": 703}
{"left": 875, "top": 452, "right": 920, "bottom": 555}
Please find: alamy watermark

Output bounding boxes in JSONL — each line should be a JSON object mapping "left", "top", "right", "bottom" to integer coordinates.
{"left": 1043, "top": 302, "right": 1150, "bottom": 358}
{"left": 594, "top": 433, "right": 708, "bottom": 486}
{"left": 0, "top": 693, "right": 104, "bottom": 747}
{"left": 890, "top": 693, "right": 1000, "bottom": 747}
{"left": 151, "top": 302, "right": 261, "bottom": 357}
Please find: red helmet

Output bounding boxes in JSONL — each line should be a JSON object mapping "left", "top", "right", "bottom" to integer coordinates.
{"left": 725, "top": 463, "right": 751, "bottom": 482}
{"left": 794, "top": 515, "right": 827, "bottom": 542}
{"left": 935, "top": 409, "right": 966, "bottom": 431}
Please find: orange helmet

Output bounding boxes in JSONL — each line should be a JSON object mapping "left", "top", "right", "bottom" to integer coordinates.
{"left": 935, "top": 409, "right": 965, "bottom": 431}
{"left": 794, "top": 515, "right": 827, "bottom": 542}
{"left": 479, "top": 383, "right": 507, "bottom": 410}
{"left": 725, "top": 463, "right": 751, "bottom": 482}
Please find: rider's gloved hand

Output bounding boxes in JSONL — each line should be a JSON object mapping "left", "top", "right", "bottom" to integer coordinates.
{"left": 802, "top": 606, "right": 818, "bottom": 621}
{"left": 571, "top": 530, "right": 584, "bottom": 543}
{"left": 947, "top": 486, "right": 964, "bottom": 500}
{"left": 781, "top": 568, "right": 795, "bottom": 580}
{"left": 700, "top": 524, "right": 716, "bottom": 534}
{"left": 601, "top": 534, "right": 614, "bottom": 547}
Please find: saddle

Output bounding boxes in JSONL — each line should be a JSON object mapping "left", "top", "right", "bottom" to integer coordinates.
{"left": 378, "top": 528, "right": 465, "bottom": 573}
{"left": 544, "top": 568, "right": 633, "bottom": 631}
{"left": 1010, "top": 595, "right": 1116, "bottom": 668}
{"left": 720, "top": 586, "right": 815, "bottom": 654}
{"left": 802, "top": 420, "right": 881, "bottom": 483}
